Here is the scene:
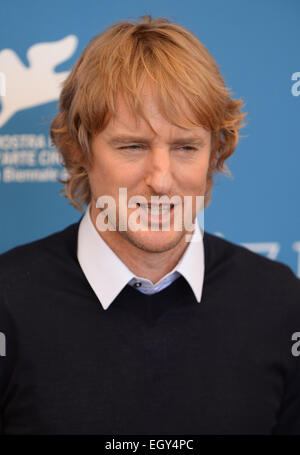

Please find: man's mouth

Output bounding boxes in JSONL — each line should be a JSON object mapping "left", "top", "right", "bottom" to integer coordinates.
{"left": 137, "top": 203, "right": 175, "bottom": 215}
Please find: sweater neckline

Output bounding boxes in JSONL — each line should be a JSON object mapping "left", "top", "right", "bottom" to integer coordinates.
{"left": 61, "top": 217, "right": 215, "bottom": 320}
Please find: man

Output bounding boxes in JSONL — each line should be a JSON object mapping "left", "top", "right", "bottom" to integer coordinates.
{"left": 0, "top": 15, "right": 300, "bottom": 435}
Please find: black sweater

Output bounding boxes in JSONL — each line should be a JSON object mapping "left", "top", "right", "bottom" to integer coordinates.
{"left": 0, "top": 219, "right": 300, "bottom": 435}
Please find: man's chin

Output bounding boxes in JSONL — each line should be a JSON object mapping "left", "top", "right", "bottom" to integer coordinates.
{"left": 120, "top": 228, "right": 188, "bottom": 253}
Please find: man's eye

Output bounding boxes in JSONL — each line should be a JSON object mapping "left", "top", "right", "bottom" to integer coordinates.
{"left": 179, "top": 146, "right": 197, "bottom": 151}
{"left": 119, "top": 145, "right": 142, "bottom": 150}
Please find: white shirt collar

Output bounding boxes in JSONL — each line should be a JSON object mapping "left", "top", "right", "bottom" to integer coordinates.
{"left": 77, "top": 203, "right": 205, "bottom": 310}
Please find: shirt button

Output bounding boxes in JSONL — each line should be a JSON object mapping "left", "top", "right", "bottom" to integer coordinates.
{"left": 134, "top": 281, "right": 142, "bottom": 288}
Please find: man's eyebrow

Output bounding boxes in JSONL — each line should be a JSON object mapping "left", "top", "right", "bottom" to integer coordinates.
{"left": 107, "top": 134, "right": 207, "bottom": 146}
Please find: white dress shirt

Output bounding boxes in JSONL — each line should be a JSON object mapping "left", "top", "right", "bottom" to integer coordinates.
{"left": 77, "top": 203, "right": 205, "bottom": 310}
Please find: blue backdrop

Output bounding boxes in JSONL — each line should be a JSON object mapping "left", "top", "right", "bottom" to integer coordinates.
{"left": 0, "top": 0, "right": 299, "bottom": 276}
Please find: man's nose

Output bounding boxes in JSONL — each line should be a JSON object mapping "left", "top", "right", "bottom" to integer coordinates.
{"left": 144, "top": 147, "right": 173, "bottom": 194}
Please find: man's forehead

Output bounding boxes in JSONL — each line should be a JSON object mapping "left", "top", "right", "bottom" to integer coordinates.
{"left": 102, "top": 119, "right": 208, "bottom": 142}
{"left": 102, "top": 93, "right": 208, "bottom": 140}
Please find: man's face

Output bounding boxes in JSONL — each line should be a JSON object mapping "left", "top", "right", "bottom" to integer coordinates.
{"left": 87, "top": 84, "right": 211, "bottom": 254}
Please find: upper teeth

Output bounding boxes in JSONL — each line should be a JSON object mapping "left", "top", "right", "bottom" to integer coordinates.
{"left": 139, "top": 204, "right": 172, "bottom": 214}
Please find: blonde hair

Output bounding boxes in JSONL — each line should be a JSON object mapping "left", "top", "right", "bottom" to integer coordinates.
{"left": 50, "top": 14, "right": 246, "bottom": 212}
